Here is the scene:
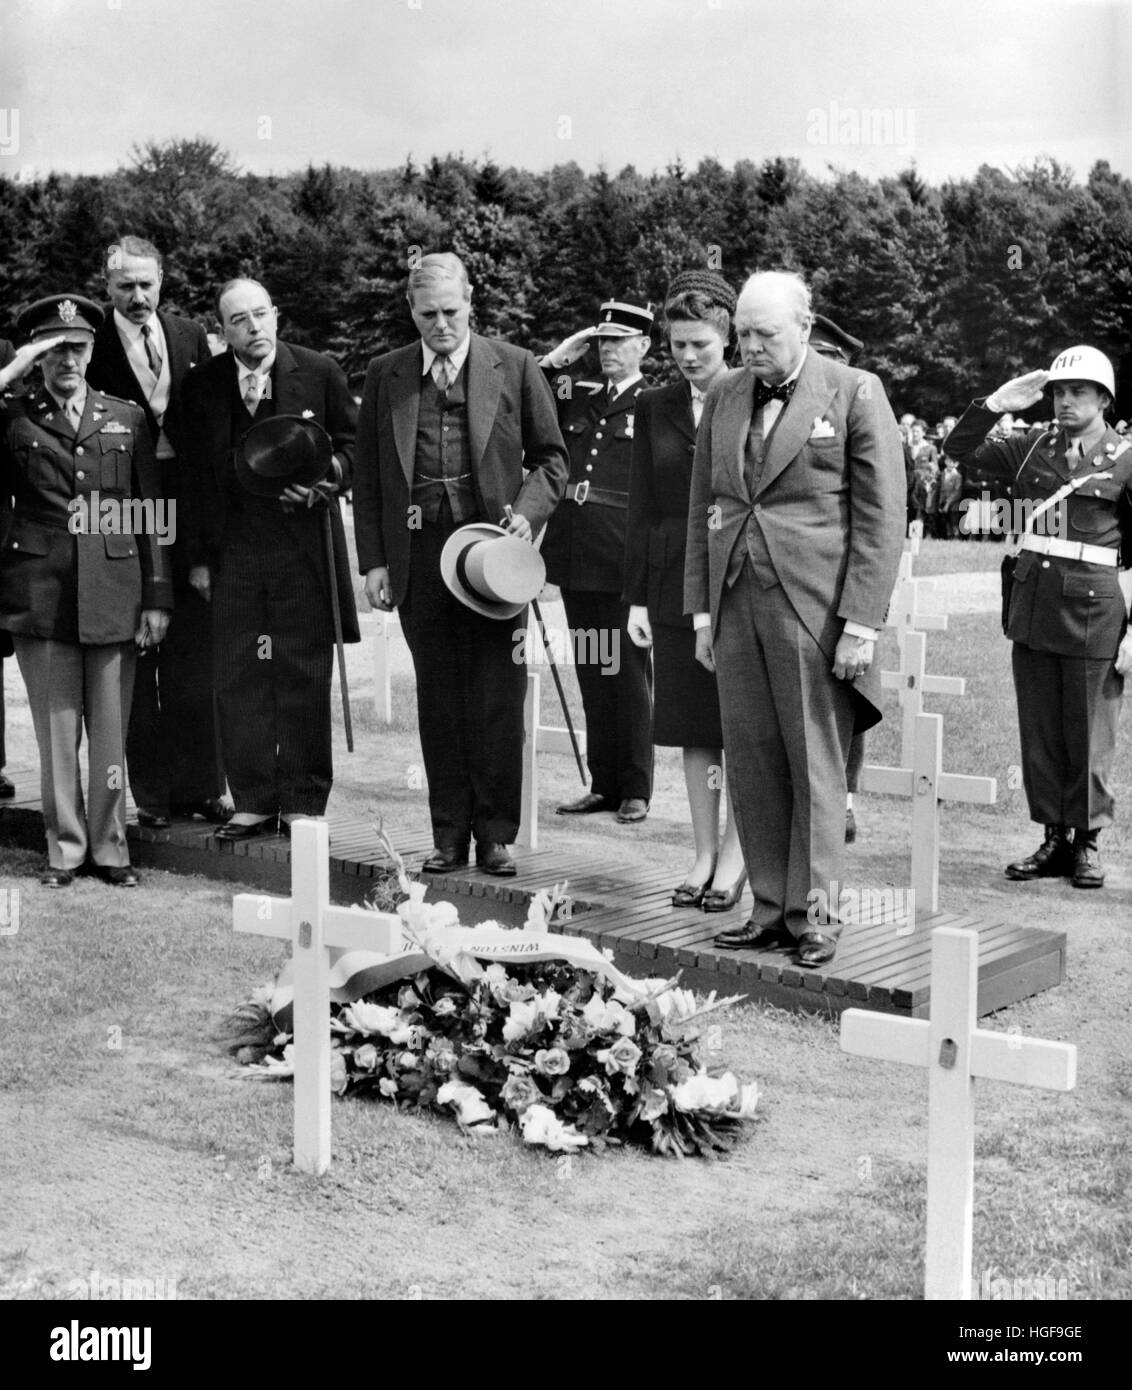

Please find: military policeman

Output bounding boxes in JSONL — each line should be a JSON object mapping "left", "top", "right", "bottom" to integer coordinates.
{"left": 540, "top": 299, "right": 655, "bottom": 823}
{"left": 0, "top": 295, "right": 173, "bottom": 887}
{"left": 945, "top": 346, "right": 1132, "bottom": 889}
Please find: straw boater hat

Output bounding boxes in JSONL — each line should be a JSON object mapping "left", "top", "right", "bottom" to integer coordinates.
{"left": 237, "top": 414, "right": 333, "bottom": 497}
{"left": 440, "top": 522, "right": 546, "bottom": 620}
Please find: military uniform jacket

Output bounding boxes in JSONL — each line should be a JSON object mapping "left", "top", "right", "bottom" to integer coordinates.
{"left": 947, "top": 401, "right": 1132, "bottom": 658}
{"left": 541, "top": 374, "right": 646, "bottom": 592}
{"left": 0, "top": 385, "right": 174, "bottom": 643}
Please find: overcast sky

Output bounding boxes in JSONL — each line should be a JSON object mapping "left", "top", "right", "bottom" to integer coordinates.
{"left": 1, "top": 0, "right": 1129, "bottom": 184}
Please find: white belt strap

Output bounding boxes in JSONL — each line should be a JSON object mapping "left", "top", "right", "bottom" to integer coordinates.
{"left": 1018, "top": 534, "right": 1118, "bottom": 566}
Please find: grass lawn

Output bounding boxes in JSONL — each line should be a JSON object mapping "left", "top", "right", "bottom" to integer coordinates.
{"left": 2, "top": 534, "right": 1130, "bottom": 1302}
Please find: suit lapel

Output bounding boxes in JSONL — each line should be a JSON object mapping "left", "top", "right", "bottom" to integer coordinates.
{"left": 271, "top": 340, "right": 306, "bottom": 416}
{"left": 161, "top": 311, "right": 193, "bottom": 388}
{"left": 716, "top": 369, "right": 755, "bottom": 497}
{"left": 391, "top": 344, "right": 422, "bottom": 487}
{"left": 665, "top": 380, "right": 696, "bottom": 444}
{"left": 466, "top": 333, "right": 502, "bottom": 470}
{"left": 756, "top": 352, "right": 837, "bottom": 496}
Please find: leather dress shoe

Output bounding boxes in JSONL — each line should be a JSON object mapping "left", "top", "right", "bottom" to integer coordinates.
{"left": 1005, "top": 824, "right": 1073, "bottom": 880}
{"left": 672, "top": 880, "right": 709, "bottom": 909}
{"left": 40, "top": 867, "right": 73, "bottom": 888}
{"left": 701, "top": 870, "right": 748, "bottom": 914}
{"left": 214, "top": 817, "right": 277, "bottom": 842}
{"left": 136, "top": 808, "right": 171, "bottom": 829}
{"left": 476, "top": 843, "right": 516, "bottom": 876}
{"left": 0, "top": 772, "right": 15, "bottom": 798}
{"left": 714, "top": 920, "right": 793, "bottom": 951}
{"left": 556, "top": 792, "right": 615, "bottom": 815}
{"left": 96, "top": 865, "right": 139, "bottom": 887}
{"left": 616, "top": 798, "right": 649, "bottom": 824}
{"left": 845, "top": 807, "right": 857, "bottom": 844}
{"left": 796, "top": 931, "right": 837, "bottom": 968}
{"left": 1071, "top": 829, "right": 1104, "bottom": 889}
{"left": 421, "top": 844, "right": 470, "bottom": 873}
{"left": 171, "top": 798, "right": 234, "bottom": 825}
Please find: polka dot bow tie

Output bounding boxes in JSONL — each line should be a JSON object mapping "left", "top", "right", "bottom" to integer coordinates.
{"left": 752, "top": 378, "right": 797, "bottom": 410}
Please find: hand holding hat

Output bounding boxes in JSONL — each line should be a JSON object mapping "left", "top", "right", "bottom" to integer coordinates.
{"left": 237, "top": 414, "right": 334, "bottom": 498}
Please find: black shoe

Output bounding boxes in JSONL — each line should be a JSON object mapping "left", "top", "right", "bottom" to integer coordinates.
{"left": 475, "top": 843, "right": 516, "bottom": 876}
{"left": 1071, "top": 829, "right": 1104, "bottom": 889}
{"left": 616, "top": 798, "right": 649, "bottom": 824}
{"left": 1005, "top": 824, "right": 1074, "bottom": 880}
{"left": 845, "top": 807, "right": 857, "bottom": 844}
{"left": 136, "top": 808, "right": 171, "bottom": 829}
{"left": 0, "top": 772, "right": 15, "bottom": 799}
{"left": 796, "top": 931, "right": 837, "bottom": 968}
{"left": 40, "top": 867, "right": 73, "bottom": 888}
{"left": 171, "top": 798, "right": 234, "bottom": 825}
{"left": 556, "top": 792, "right": 615, "bottom": 815}
{"left": 701, "top": 871, "right": 748, "bottom": 914}
{"left": 214, "top": 817, "right": 277, "bottom": 842}
{"left": 714, "top": 920, "right": 792, "bottom": 951}
{"left": 422, "top": 844, "right": 470, "bottom": 873}
{"left": 95, "top": 865, "right": 139, "bottom": 887}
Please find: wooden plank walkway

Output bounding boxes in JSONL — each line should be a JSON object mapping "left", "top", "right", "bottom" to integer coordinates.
{"left": 0, "top": 768, "right": 1067, "bottom": 1018}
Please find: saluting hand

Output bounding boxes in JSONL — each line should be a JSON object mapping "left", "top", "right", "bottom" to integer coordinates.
{"left": 986, "top": 370, "right": 1049, "bottom": 414}
{"left": 542, "top": 327, "right": 596, "bottom": 370}
{"left": 0, "top": 336, "right": 65, "bottom": 389}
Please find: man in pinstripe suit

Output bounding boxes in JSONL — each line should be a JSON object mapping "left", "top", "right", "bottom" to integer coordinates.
{"left": 181, "top": 279, "right": 358, "bottom": 840}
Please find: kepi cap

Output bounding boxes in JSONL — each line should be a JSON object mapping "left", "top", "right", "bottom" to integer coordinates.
{"left": 440, "top": 522, "right": 546, "bottom": 620}
{"left": 593, "top": 299, "right": 654, "bottom": 338}
{"left": 810, "top": 313, "right": 863, "bottom": 363}
{"left": 237, "top": 414, "right": 333, "bottom": 497}
{"left": 18, "top": 294, "right": 103, "bottom": 341}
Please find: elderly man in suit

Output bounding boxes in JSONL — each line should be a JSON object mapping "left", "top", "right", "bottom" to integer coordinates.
{"left": 0, "top": 296, "right": 173, "bottom": 886}
{"left": 353, "top": 251, "right": 568, "bottom": 877}
{"left": 181, "top": 278, "right": 359, "bottom": 840}
{"left": 685, "top": 271, "right": 905, "bottom": 966}
{"left": 85, "top": 235, "right": 223, "bottom": 829}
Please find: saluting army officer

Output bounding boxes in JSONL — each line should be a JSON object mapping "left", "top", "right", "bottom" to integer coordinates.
{"left": 540, "top": 299, "right": 655, "bottom": 823}
{"left": 0, "top": 295, "right": 173, "bottom": 887}
{"left": 945, "top": 346, "right": 1132, "bottom": 889}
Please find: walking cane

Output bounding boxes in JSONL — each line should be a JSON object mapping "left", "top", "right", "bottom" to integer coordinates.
{"left": 319, "top": 500, "right": 354, "bottom": 753}
{"left": 503, "top": 505, "right": 586, "bottom": 784}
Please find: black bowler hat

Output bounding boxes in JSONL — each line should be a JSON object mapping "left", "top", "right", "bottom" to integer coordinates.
{"left": 593, "top": 299, "right": 654, "bottom": 337}
{"left": 810, "top": 313, "right": 863, "bottom": 363}
{"left": 17, "top": 294, "right": 104, "bottom": 340}
{"left": 237, "top": 414, "right": 333, "bottom": 497}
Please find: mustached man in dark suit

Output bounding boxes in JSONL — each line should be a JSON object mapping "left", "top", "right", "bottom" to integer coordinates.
{"left": 181, "top": 278, "right": 359, "bottom": 841}
{"left": 353, "top": 251, "right": 569, "bottom": 878}
{"left": 85, "top": 236, "right": 224, "bottom": 829}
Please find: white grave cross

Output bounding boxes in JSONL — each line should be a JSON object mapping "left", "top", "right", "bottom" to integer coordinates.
{"left": 840, "top": 927, "right": 1076, "bottom": 1299}
{"left": 881, "top": 629, "right": 967, "bottom": 772}
{"left": 233, "top": 820, "right": 402, "bottom": 1175}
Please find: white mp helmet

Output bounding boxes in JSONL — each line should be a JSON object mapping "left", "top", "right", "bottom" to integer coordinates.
{"left": 1047, "top": 345, "right": 1116, "bottom": 398}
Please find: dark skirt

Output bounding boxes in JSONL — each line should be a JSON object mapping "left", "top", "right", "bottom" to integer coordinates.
{"left": 651, "top": 620, "right": 724, "bottom": 748}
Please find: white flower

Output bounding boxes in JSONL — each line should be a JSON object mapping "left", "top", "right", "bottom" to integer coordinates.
{"left": 671, "top": 1069, "right": 739, "bottom": 1113}
{"left": 353, "top": 1043, "right": 379, "bottom": 1071}
{"left": 343, "top": 1001, "right": 405, "bottom": 1038}
{"left": 736, "top": 1082, "right": 759, "bottom": 1119}
{"left": 437, "top": 1080, "right": 496, "bottom": 1127}
{"left": 378, "top": 1077, "right": 398, "bottom": 1098}
{"left": 483, "top": 963, "right": 509, "bottom": 983}
{"left": 518, "top": 1104, "right": 589, "bottom": 1152}
{"left": 580, "top": 993, "right": 634, "bottom": 1035}
{"left": 502, "top": 999, "right": 539, "bottom": 1043}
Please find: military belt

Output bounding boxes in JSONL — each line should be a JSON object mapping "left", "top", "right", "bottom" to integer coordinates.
{"left": 566, "top": 482, "right": 628, "bottom": 508}
{"left": 1018, "top": 535, "right": 1118, "bottom": 566}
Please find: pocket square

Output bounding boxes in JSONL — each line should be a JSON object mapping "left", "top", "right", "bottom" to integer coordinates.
{"left": 809, "top": 417, "right": 837, "bottom": 439}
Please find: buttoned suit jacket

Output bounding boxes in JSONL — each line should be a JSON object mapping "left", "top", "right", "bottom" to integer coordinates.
{"left": 180, "top": 339, "right": 360, "bottom": 642}
{"left": 946, "top": 402, "right": 1132, "bottom": 658}
{"left": 0, "top": 384, "right": 174, "bottom": 643}
{"left": 623, "top": 378, "right": 698, "bottom": 626}
{"left": 352, "top": 333, "right": 568, "bottom": 607}
{"left": 541, "top": 374, "right": 645, "bottom": 592}
{"left": 683, "top": 350, "right": 905, "bottom": 727}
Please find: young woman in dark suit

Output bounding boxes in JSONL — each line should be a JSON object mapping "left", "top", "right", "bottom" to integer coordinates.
{"left": 624, "top": 272, "right": 746, "bottom": 911}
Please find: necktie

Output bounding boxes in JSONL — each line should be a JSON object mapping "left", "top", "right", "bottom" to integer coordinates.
{"left": 243, "top": 374, "right": 260, "bottom": 415}
{"left": 1067, "top": 440, "right": 1082, "bottom": 473}
{"left": 67, "top": 400, "right": 82, "bottom": 428}
{"left": 432, "top": 356, "right": 454, "bottom": 391}
{"left": 142, "top": 323, "right": 163, "bottom": 376}
{"left": 752, "top": 378, "right": 796, "bottom": 412}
